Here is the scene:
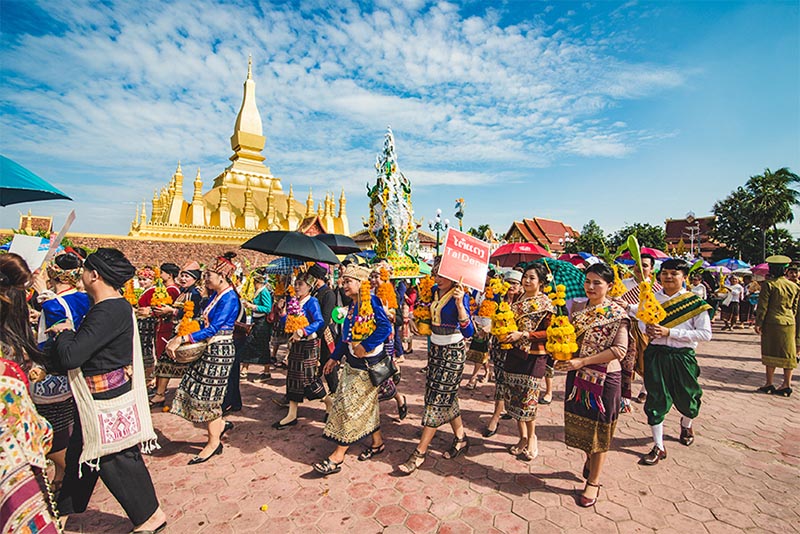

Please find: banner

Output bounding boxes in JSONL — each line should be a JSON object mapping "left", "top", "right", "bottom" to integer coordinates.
{"left": 437, "top": 228, "right": 491, "bottom": 292}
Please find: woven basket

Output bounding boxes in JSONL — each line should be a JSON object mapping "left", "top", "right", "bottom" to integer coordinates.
{"left": 173, "top": 341, "right": 208, "bottom": 364}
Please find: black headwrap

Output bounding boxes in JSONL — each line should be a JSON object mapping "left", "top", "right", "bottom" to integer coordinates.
{"left": 160, "top": 262, "right": 180, "bottom": 279}
{"left": 307, "top": 263, "right": 328, "bottom": 280}
{"left": 84, "top": 248, "right": 136, "bottom": 289}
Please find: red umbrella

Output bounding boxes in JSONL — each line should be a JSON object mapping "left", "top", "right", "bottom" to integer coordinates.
{"left": 620, "top": 247, "right": 670, "bottom": 260}
{"left": 558, "top": 253, "right": 588, "bottom": 266}
{"left": 490, "top": 242, "right": 550, "bottom": 267}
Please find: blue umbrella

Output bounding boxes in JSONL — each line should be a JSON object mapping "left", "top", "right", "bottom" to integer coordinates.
{"left": 713, "top": 258, "right": 750, "bottom": 270}
{"left": 1, "top": 155, "right": 71, "bottom": 206}
{"left": 263, "top": 256, "right": 304, "bottom": 274}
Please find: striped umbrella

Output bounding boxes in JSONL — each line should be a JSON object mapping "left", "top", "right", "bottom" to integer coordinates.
{"left": 263, "top": 256, "right": 304, "bottom": 274}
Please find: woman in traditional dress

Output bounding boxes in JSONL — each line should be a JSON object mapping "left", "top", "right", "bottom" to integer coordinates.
{"left": 555, "top": 262, "right": 629, "bottom": 507}
{"left": 500, "top": 263, "right": 554, "bottom": 461}
{"left": 1, "top": 356, "right": 61, "bottom": 534}
{"left": 464, "top": 273, "right": 495, "bottom": 390}
{"left": 134, "top": 266, "right": 158, "bottom": 381}
{"left": 398, "top": 259, "right": 475, "bottom": 474}
{"left": 370, "top": 267, "right": 408, "bottom": 419}
{"left": 484, "top": 270, "right": 523, "bottom": 437}
{"left": 49, "top": 248, "right": 166, "bottom": 533}
{"left": 30, "top": 251, "right": 91, "bottom": 488}
{"left": 166, "top": 253, "right": 240, "bottom": 464}
{"left": 150, "top": 261, "right": 203, "bottom": 407}
{"left": 152, "top": 263, "right": 181, "bottom": 368}
{"left": 240, "top": 271, "right": 274, "bottom": 381}
{"left": 313, "top": 264, "right": 393, "bottom": 475}
{"left": 272, "top": 272, "right": 332, "bottom": 429}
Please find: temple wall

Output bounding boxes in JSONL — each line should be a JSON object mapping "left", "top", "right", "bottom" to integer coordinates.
{"left": 1, "top": 231, "right": 274, "bottom": 269}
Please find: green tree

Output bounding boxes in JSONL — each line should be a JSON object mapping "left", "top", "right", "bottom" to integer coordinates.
{"left": 467, "top": 224, "right": 492, "bottom": 240}
{"left": 608, "top": 223, "right": 666, "bottom": 251}
{"left": 710, "top": 187, "right": 761, "bottom": 262}
{"left": 567, "top": 220, "right": 606, "bottom": 254}
{"left": 746, "top": 167, "right": 800, "bottom": 262}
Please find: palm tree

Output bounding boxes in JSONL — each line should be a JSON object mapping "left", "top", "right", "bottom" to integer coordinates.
{"left": 746, "top": 167, "right": 800, "bottom": 261}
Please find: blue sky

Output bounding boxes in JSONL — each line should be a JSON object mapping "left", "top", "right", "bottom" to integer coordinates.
{"left": 1, "top": 0, "right": 798, "bottom": 240}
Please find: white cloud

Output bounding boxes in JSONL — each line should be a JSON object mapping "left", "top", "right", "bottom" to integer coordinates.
{"left": 0, "top": 0, "right": 687, "bottom": 233}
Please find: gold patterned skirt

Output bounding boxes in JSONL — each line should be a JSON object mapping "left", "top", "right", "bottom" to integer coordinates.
{"left": 564, "top": 370, "right": 621, "bottom": 454}
{"left": 323, "top": 361, "right": 380, "bottom": 446}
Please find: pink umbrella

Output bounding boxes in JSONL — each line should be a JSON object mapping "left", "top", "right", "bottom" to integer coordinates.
{"left": 620, "top": 247, "right": 670, "bottom": 260}
{"left": 752, "top": 263, "right": 769, "bottom": 277}
{"left": 490, "top": 242, "right": 550, "bottom": 267}
{"left": 558, "top": 253, "right": 588, "bottom": 266}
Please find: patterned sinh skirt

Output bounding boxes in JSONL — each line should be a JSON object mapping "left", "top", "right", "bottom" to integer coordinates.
{"left": 422, "top": 339, "right": 467, "bottom": 428}
{"left": 241, "top": 317, "right": 273, "bottom": 365}
{"left": 466, "top": 337, "right": 490, "bottom": 364}
{"left": 490, "top": 340, "right": 507, "bottom": 402}
{"left": 564, "top": 370, "right": 621, "bottom": 454}
{"left": 323, "top": 361, "right": 381, "bottom": 445}
{"left": 171, "top": 336, "right": 235, "bottom": 423}
{"left": 502, "top": 350, "right": 547, "bottom": 422}
{"left": 137, "top": 317, "right": 157, "bottom": 370}
{"left": 35, "top": 399, "right": 76, "bottom": 451}
{"left": 286, "top": 338, "right": 326, "bottom": 403}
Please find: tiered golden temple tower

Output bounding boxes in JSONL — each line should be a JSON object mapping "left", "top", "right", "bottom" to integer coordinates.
{"left": 129, "top": 58, "right": 349, "bottom": 243}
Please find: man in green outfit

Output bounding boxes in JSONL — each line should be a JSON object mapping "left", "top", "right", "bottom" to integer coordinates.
{"left": 754, "top": 255, "right": 798, "bottom": 398}
{"left": 627, "top": 259, "right": 712, "bottom": 466}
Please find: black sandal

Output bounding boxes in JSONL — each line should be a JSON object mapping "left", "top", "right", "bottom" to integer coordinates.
{"left": 443, "top": 435, "right": 469, "bottom": 459}
{"left": 398, "top": 399, "right": 408, "bottom": 420}
{"left": 773, "top": 387, "right": 793, "bottom": 397}
{"left": 756, "top": 385, "right": 775, "bottom": 394}
{"left": 312, "top": 458, "right": 343, "bottom": 475}
{"left": 358, "top": 443, "right": 386, "bottom": 461}
{"left": 398, "top": 449, "right": 426, "bottom": 474}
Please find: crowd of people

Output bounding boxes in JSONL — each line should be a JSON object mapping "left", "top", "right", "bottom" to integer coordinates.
{"left": 1, "top": 245, "right": 797, "bottom": 533}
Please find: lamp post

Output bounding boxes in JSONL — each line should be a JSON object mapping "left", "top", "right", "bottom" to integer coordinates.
{"left": 558, "top": 232, "right": 576, "bottom": 254}
{"left": 429, "top": 208, "right": 449, "bottom": 256}
{"left": 683, "top": 211, "right": 701, "bottom": 258}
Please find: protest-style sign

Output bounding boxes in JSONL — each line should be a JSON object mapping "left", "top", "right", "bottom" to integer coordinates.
{"left": 42, "top": 210, "right": 76, "bottom": 266}
{"left": 437, "top": 228, "right": 491, "bottom": 292}
{"left": 8, "top": 234, "right": 48, "bottom": 269}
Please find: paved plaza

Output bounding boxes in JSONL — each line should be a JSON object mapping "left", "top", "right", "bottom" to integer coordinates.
{"left": 64, "top": 325, "right": 799, "bottom": 534}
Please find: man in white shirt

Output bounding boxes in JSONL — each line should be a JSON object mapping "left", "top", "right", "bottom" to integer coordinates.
{"left": 627, "top": 259, "right": 712, "bottom": 465}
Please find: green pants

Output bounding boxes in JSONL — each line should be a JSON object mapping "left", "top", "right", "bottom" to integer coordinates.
{"left": 643, "top": 344, "right": 702, "bottom": 426}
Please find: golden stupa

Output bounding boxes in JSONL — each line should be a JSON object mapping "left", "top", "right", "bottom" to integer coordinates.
{"left": 129, "top": 57, "right": 349, "bottom": 243}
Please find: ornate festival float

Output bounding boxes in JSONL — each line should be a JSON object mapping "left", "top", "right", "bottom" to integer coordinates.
{"left": 364, "top": 127, "right": 421, "bottom": 279}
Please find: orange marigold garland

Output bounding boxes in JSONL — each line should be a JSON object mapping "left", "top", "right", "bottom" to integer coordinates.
{"left": 284, "top": 295, "right": 309, "bottom": 333}
{"left": 491, "top": 301, "right": 518, "bottom": 349}
{"left": 376, "top": 268, "right": 398, "bottom": 309}
{"left": 123, "top": 279, "right": 137, "bottom": 305}
{"left": 351, "top": 281, "right": 376, "bottom": 341}
{"left": 413, "top": 275, "right": 434, "bottom": 335}
{"left": 176, "top": 301, "right": 201, "bottom": 337}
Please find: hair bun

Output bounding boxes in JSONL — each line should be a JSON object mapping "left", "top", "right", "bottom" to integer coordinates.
{"left": 55, "top": 252, "right": 83, "bottom": 270}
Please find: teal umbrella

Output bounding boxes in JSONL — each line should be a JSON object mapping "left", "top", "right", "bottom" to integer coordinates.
{"left": 531, "top": 258, "right": 586, "bottom": 300}
{"left": 1, "top": 155, "right": 71, "bottom": 206}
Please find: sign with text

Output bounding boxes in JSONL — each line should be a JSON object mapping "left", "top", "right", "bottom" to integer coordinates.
{"left": 438, "top": 228, "right": 491, "bottom": 292}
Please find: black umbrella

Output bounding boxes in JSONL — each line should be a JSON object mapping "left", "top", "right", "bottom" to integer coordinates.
{"left": 242, "top": 231, "right": 340, "bottom": 264}
{"left": 313, "top": 233, "right": 361, "bottom": 254}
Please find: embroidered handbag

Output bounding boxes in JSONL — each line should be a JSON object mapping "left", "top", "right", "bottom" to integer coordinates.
{"left": 367, "top": 354, "right": 398, "bottom": 387}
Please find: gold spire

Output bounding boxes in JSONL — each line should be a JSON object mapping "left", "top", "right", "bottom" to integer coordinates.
{"left": 305, "top": 188, "right": 315, "bottom": 218}
{"left": 338, "top": 188, "right": 347, "bottom": 217}
{"left": 266, "top": 179, "right": 276, "bottom": 228}
{"left": 229, "top": 58, "right": 265, "bottom": 171}
{"left": 140, "top": 202, "right": 147, "bottom": 226}
{"left": 247, "top": 54, "right": 252, "bottom": 79}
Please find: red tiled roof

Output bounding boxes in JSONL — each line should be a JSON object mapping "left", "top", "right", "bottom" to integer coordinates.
{"left": 503, "top": 217, "right": 580, "bottom": 253}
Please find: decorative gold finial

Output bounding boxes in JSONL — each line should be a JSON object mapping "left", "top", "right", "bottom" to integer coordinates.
{"left": 247, "top": 55, "right": 252, "bottom": 80}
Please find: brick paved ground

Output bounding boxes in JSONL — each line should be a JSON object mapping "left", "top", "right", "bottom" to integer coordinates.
{"left": 63, "top": 324, "right": 799, "bottom": 533}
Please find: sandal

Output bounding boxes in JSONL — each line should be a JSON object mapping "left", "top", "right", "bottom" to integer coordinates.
{"left": 398, "top": 398, "right": 408, "bottom": 420}
{"left": 312, "top": 458, "right": 343, "bottom": 476}
{"left": 520, "top": 447, "right": 538, "bottom": 461}
{"left": 398, "top": 449, "right": 426, "bottom": 474}
{"left": 358, "top": 443, "right": 386, "bottom": 461}
{"left": 149, "top": 394, "right": 166, "bottom": 408}
{"left": 756, "top": 385, "right": 775, "bottom": 394}
{"left": 579, "top": 482, "right": 601, "bottom": 507}
{"left": 443, "top": 435, "right": 469, "bottom": 459}
{"left": 509, "top": 443, "right": 525, "bottom": 456}
{"left": 539, "top": 394, "right": 552, "bottom": 405}
{"left": 465, "top": 380, "right": 477, "bottom": 390}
